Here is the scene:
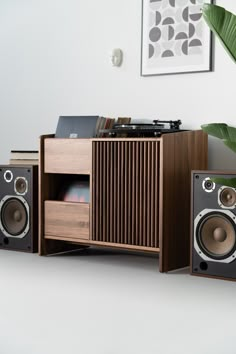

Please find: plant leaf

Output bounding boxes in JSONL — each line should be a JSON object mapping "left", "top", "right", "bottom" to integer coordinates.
{"left": 226, "top": 126, "right": 236, "bottom": 142}
{"left": 223, "top": 140, "right": 236, "bottom": 153}
{"left": 211, "top": 177, "right": 236, "bottom": 188}
{"left": 201, "top": 123, "right": 236, "bottom": 144}
{"left": 201, "top": 123, "right": 230, "bottom": 140}
{"left": 202, "top": 4, "right": 236, "bottom": 63}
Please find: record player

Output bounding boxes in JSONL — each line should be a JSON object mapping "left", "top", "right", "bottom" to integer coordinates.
{"left": 99, "top": 119, "right": 185, "bottom": 137}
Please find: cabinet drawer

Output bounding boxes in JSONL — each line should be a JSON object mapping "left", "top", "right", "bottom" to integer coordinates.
{"left": 44, "top": 201, "right": 90, "bottom": 240}
{"left": 44, "top": 139, "right": 92, "bottom": 174}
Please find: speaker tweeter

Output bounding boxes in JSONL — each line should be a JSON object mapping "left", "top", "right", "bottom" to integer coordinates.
{"left": 202, "top": 177, "right": 215, "bottom": 193}
{"left": 4, "top": 170, "right": 13, "bottom": 183}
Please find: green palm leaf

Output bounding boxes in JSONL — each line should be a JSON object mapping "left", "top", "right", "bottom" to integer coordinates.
{"left": 223, "top": 141, "right": 236, "bottom": 153}
{"left": 201, "top": 123, "right": 230, "bottom": 140}
{"left": 202, "top": 4, "right": 236, "bottom": 63}
{"left": 201, "top": 123, "right": 236, "bottom": 142}
{"left": 226, "top": 126, "right": 236, "bottom": 141}
{"left": 211, "top": 177, "right": 236, "bottom": 188}
{"left": 201, "top": 123, "right": 236, "bottom": 154}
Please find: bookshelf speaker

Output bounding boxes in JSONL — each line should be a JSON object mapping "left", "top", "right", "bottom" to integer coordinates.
{"left": 0, "top": 165, "right": 38, "bottom": 252}
{"left": 191, "top": 171, "right": 236, "bottom": 281}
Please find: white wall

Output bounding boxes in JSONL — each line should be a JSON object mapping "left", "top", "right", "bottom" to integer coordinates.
{"left": 0, "top": 0, "right": 236, "bottom": 168}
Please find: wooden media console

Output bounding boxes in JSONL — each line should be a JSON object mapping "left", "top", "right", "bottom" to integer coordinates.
{"left": 39, "top": 130, "right": 207, "bottom": 272}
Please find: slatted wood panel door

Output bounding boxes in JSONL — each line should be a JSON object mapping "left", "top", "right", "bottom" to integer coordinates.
{"left": 92, "top": 140, "right": 160, "bottom": 248}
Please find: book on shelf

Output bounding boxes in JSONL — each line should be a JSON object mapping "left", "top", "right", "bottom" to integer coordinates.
{"left": 9, "top": 159, "right": 38, "bottom": 165}
{"left": 96, "top": 117, "right": 115, "bottom": 137}
{"left": 117, "top": 117, "right": 131, "bottom": 125}
{"left": 95, "top": 116, "right": 105, "bottom": 137}
{"left": 10, "top": 150, "right": 39, "bottom": 160}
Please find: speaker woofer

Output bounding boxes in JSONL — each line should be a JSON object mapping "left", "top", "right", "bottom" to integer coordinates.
{"left": 219, "top": 187, "right": 236, "bottom": 208}
{"left": 0, "top": 196, "right": 29, "bottom": 238}
{"left": 197, "top": 212, "right": 236, "bottom": 259}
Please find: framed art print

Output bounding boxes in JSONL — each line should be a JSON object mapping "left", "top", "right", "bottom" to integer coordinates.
{"left": 141, "top": 0, "right": 213, "bottom": 76}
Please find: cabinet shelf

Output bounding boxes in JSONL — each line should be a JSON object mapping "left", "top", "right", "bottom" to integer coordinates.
{"left": 44, "top": 138, "right": 92, "bottom": 174}
{"left": 44, "top": 200, "right": 90, "bottom": 240}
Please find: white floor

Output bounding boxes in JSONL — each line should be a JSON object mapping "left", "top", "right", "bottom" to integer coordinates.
{"left": 0, "top": 247, "right": 235, "bottom": 354}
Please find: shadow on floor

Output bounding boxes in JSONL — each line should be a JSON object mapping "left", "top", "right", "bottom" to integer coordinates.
{"left": 48, "top": 246, "right": 189, "bottom": 275}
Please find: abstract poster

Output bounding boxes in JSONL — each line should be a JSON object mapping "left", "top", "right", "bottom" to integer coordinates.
{"left": 141, "top": 0, "right": 213, "bottom": 76}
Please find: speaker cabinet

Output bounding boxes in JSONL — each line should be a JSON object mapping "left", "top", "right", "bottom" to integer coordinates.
{"left": 0, "top": 165, "right": 38, "bottom": 252}
{"left": 191, "top": 171, "right": 236, "bottom": 281}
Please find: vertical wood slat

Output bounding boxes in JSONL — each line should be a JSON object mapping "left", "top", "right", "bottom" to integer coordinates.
{"left": 94, "top": 142, "right": 98, "bottom": 241}
{"left": 102, "top": 141, "right": 107, "bottom": 241}
{"left": 139, "top": 142, "right": 143, "bottom": 246}
{"left": 135, "top": 142, "right": 140, "bottom": 246}
{"left": 152, "top": 141, "right": 156, "bottom": 248}
{"left": 143, "top": 142, "right": 147, "bottom": 247}
{"left": 117, "top": 142, "right": 121, "bottom": 244}
{"left": 147, "top": 142, "right": 151, "bottom": 247}
{"left": 131, "top": 142, "right": 136, "bottom": 245}
{"left": 150, "top": 142, "right": 156, "bottom": 245}
{"left": 113, "top": 142, "right": 117, "bottom": 244}
{"left": 127, "top": 142, "right": 132, "bottom": 245}
{"left": 92, "top": 142, "right": 96, "bottom": 241}
{"left": 99, "top": 143, "right": 103, "bottom": 242}
{"left": 109, "top": 142, "right": 113, "bottom": 243}
{"left": 92, "top": 140, "right": 160, "bottom": 248}
{"left": 121, "top": 143, "right": 124, "bottom": 244}
{"left": 124, "top": 142, "right": 128, "bottom": 244}
{"left": 154, "top": 142, "right": 159, "bottom": 248}
{"left": 106, "top": 142, "right": 109, "bottom": 243}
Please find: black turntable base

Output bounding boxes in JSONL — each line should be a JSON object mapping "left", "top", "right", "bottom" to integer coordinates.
{"left": 99, "top": 119, "right": 185, "bottom": 137}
